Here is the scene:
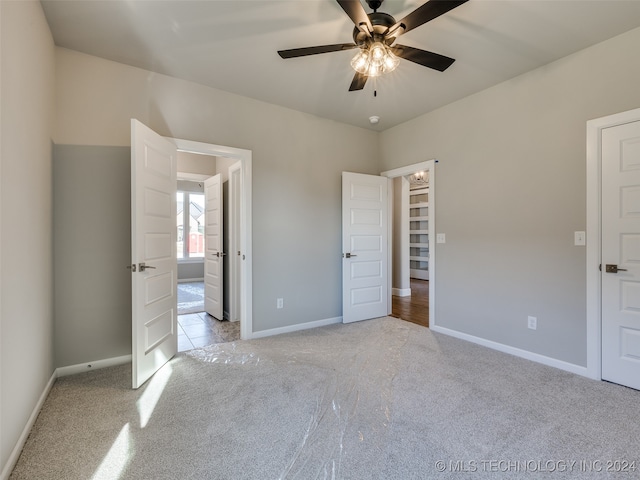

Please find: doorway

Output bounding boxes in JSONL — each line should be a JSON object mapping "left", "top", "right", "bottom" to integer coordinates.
{"left": 175, "top": 165, "right": 240, "bottom": 350}
{"left": 381, "top": 160, "right": 436, "bottom": 328}
{"left": 169, "top": 137, "right": 253, "bottom": 342}
{"left": 387, "top": 169, "right": 430, "bottom": 326}
{"left": 131, "top": 122, "right": 253, "bottom": 388}
{"left": 176, "top": 179, "right": 206, "bottom": 316}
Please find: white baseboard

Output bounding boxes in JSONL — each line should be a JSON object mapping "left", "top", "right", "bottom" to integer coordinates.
{"left": 178, "top": 277, "right": 204, "bottom": 284}
{"left": 251, "top": 316, "right": 342, "bottom": 339}
{"left": 56, "top": 354, "right": 132, "bottom": 378}
{"left": 0, "top": 371, "right": 57, "bottom": 480}
{"left": 392, "top": 288, "right": 411, "bottom": 297}
{"left": 430, "top": 325, "right": 590, "bottom": 378}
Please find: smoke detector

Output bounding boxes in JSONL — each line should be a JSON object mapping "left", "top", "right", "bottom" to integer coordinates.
{"left": 369, "top": 115, "right": 380, "bottom": 125}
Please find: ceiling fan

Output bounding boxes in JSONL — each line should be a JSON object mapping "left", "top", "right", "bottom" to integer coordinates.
{"left": 277, "top": 0, "right": 468, "bottom": 91}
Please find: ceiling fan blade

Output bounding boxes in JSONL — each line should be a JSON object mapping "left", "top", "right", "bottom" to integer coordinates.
{"left": 390, "top": 44, "right": 455, "bottom": 71}
{"left": 391, "top": 0, "right": 468, "bottom": 35}
{"left": 337, "top": 0, "right": 373, "bottom": 33}
{"left": 349, "top": 71, "right": 368, "bottom": 91}
{"left": 278, "top": 43, "right": 358, "bottom": 59}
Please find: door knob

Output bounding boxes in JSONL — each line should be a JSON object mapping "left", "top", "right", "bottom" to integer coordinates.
{"left": 126, "top": 264, "right": 137, "bottom": 272}
{"left": 344, "top": 252, "right": 357, "bottom": 258}
{"left": 605, "top": 264, "right": 627, "bottom": 273}
{"left": 215, "top": 252, "right": 227, "bottom": 257}
{"left": 139, "top": 262, "right": 156, "bottom": 272}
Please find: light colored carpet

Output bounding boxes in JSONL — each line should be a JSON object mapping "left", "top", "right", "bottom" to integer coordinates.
{"left": 10, "top": 317, "right": 640, "bottom": 479}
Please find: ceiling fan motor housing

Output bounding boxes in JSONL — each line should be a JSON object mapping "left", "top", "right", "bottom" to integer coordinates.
{"left": 366, "top": 0, "right": 384, "bottom": 11}
{"left": 352, "top": 11, "right": 396, "bottom": 46}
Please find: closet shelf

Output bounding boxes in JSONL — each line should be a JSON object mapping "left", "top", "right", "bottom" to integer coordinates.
{"left": 408, "top": 185, "right": 429, "bottom": 280}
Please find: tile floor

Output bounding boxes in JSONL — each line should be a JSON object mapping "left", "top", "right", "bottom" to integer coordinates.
{"left": 177, "top": 281, "right": 241, "bottom": 352}
{"left": 178, "top": 312, "right": 241, "bottom": 352}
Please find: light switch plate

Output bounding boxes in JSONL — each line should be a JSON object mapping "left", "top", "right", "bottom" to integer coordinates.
{"left": 574, "top": 231, "right": 586, "bottom": 246}
{"left": 436, "top": 233, "right": 446, "bottom": 244}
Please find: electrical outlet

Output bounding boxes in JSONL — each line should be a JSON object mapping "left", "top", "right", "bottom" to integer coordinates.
{"left": 277, "top": 298, "right": 284, "bottom": 309}
{"left": 528, "top": 316, "right": 537, "bottom": 330}
{"left": 436, "top": 233, "right": 446, "bottom": 244}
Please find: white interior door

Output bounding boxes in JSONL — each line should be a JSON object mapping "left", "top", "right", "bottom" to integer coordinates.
{"left": 205, "top": 174, "right": 223, "bottom": 319}
{"left": 131, "top": 119, "right": 177, "bottom": 389}
{"left": 342, "top": 172, "right": 388, "bottom": 323}
{"left": 228, "top": 162, "right": 242, "bottom": 323}
{"left": 602, "top": 119, "right": 640, "bottom": 391}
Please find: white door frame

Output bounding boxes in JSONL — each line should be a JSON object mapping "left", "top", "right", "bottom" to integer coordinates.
{"left": 586, "top": 107, "right": 640, "bottom": 381}
{"left": 168, "top": 138, "right": 253, "bottom": 340}
{"left": 228, "top": 162, "right": 242, "bottom": 323}
{"left": 381, "top": 159, "right": 436, "bottom": 326}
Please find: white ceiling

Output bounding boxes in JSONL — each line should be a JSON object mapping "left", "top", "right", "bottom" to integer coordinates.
{"left": 41, "top": 0, "right": 640, "bottom": 131}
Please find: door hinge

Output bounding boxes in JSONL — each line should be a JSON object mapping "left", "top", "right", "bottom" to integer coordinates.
{"left": 599, "top": 264, "right": 602, "bottom": 271}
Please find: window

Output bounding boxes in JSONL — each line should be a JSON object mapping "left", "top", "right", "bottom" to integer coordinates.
{"left": 176, "top": 191, "right": 205, "bottom": 260}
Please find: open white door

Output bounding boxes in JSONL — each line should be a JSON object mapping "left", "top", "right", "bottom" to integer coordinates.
{"left": 602, "top": 119, "right": 640, "bottom": 391}
{"left": 342, "top": 172, "right": 388, "bottom": 323}
{"left": 204, "top": 174, "right": 223, "bottom": 319}
{"left": 228, "top": 162, "right": 242, "bottom": 323}
{"left": 131, "top": 119, "right": 178, "bottom": 389}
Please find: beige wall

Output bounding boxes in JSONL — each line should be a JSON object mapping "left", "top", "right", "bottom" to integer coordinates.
{"left": 53, "top": 47, "right": 381, "bottom": 347}
{"left": 380, "top": 26, "right": 640, "bottom": 367}
{"left": 0, "top": 1, "right": 55, "bottom": 475}
{"left": 177, "top": 151, "right": 217, "bottom": 177}
{"left": 53, "top": 145, "right": 132, "bottom": 368}
{"left": 392, "top": 176, "right": 410, "bottom": 292}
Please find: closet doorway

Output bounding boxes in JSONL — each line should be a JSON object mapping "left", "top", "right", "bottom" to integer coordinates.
{"left": 382, "top": 161, "right": 435, "bottom": 328}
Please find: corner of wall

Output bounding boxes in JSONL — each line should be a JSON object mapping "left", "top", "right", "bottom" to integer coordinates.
{"left": 0, "top": 1, "right": 56, "bottom": 476}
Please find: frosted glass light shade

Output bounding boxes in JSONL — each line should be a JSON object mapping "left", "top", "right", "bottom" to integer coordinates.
{"left": 350, "top": 43, "right": 399, "bottom": 78}
{"left": 350, "top": 50, "right": 370, "bottom": 74}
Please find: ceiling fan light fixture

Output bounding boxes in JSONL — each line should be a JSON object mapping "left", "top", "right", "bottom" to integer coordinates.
{"left": 350, "top": 49, "right": 370, "bottom": 74}
{"left": 382, "top": 48, "right": 399, "bottom": 72}
{"left": 369, "top": 42, "right": 386, "bottom": 64}
{"left": 350, "top": 42, "right": 399, "bottom": 78}
{"left": 367, "top": 62, "right": 383, "bottom": 77}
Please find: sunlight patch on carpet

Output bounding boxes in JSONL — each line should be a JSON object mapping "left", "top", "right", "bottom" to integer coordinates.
{"left": 90, "top": 423, "right": 132, "bottom": 480}
{"left": 136, "top": 363, "right": 173, "bottom": 428}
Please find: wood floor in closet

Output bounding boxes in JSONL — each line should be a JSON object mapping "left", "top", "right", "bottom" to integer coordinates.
{"left": 391, "top": 279, "right": 429, "bottom": 328}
